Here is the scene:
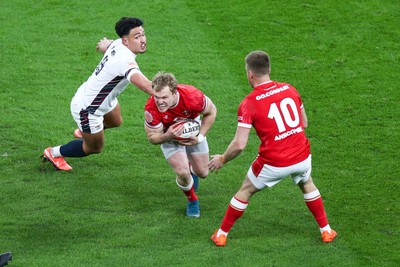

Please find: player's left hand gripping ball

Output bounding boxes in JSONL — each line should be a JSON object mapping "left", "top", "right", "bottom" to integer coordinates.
{"left": 171, "top": 119, "right": 200, "bottom": 142}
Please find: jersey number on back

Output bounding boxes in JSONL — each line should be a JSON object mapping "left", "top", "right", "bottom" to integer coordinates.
{"left": 95, "top": 55, "right": 108, "bottom": 75}
{"left": 268, "top": 97, "right": 300, "bottom": 132}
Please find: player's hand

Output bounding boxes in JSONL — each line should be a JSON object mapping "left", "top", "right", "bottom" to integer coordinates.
{"left": 208, "top": 154, "right": 224, "bottom": 173}
{"left": 166, "top": 123, "right": 184, "bottom": 141}
{"left": 96, "top": 37, "right": 113, "bottom": 53}
{"left": 177, "top": 136, "right": 198, "bottom": 146}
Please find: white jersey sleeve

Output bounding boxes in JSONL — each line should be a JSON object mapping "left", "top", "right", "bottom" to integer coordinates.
{"left": 73, "top": 39, "right": 144, "bottom": 116}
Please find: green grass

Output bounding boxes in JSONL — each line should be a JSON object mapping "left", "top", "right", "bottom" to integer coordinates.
{"left": 1, "top": 0, "right": 399, "bottom": 266}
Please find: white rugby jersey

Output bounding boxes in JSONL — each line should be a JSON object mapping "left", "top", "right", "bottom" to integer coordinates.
{"left": 73, "top": 38, "right": 142, "bottom": 116}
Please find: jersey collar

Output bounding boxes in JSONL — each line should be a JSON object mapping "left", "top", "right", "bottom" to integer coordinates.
{"left": 254, "top": 80, "right": 275, "bottom": 91}
{"left": 170, "top": 91, "right": 180, "bottom": 109}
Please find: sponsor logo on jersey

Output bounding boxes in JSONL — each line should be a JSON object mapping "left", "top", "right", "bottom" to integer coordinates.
{"left": 275, "top": 126, "right": 303, "bottom": 141}
{"left": 256, "top": 85, "right": 290, "bottom": 100}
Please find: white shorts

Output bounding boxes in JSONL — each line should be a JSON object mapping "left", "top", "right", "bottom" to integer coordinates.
{"left": 247, "top": 155, "right": 312, "bottom": 189}
{"left": 161, "top": 138, "right": 209, "bottom": 159}
{"left": 70, "top": 83, "right": 118, "bottom": 134}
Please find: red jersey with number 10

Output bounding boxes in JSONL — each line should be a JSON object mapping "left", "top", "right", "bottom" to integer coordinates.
{"left": 238, "top": 81, "right": 310, "bottom": 167}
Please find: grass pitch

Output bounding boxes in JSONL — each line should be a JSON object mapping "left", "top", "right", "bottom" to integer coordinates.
{"left": 1, "top": 1, "right": 399, "bottom": 266}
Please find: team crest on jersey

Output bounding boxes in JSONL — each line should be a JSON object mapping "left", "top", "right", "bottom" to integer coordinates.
{"left": 182, "top": 110, "right": 190, "bottom": 116}
{"left": 145, "top": 111, "right": 153, "bottom": 123}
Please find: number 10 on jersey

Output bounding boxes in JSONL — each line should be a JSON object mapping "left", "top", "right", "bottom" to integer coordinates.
{"left": 268, "top": 97, "right": 300, "bottom": 133}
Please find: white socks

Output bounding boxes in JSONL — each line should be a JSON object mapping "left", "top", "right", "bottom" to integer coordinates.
{"left": 51, "top": 146, "right": 62, "bottom": 157}
{"left": 217, "top": 229, "right": 228, "bottom": 237}
{"left": 320, "top": 224, "right": 332, "bottom": 233}
{"left": 176, "top": 176, "right": 194, "bottom": 191}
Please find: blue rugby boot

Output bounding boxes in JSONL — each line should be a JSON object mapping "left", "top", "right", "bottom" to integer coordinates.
{"left": 186, "top": 200, "right": 200, "bottom": 218}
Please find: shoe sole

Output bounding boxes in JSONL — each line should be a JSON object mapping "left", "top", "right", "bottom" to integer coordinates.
{"left": 42, "top": 150, "right": 72, "bottom": 171}
{"left": 42, "top": 155, "right": 62, "bottom": 171}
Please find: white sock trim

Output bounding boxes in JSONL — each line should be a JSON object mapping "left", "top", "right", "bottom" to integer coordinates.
{"left": 217, "top": 228, "right": 228, "bottom": 237}
{"left": 304, "top": 189, "right": 320, "bottom": 201}
{"left": 52, "top": 146, "right": 62, "bottom": 157}
{"left": 176, "top": 176, "right": 194, "bottom": 191}
{"left": 230, "top": 197, "right": 248, "bottom": 210}
{"left": 320, "top": 224, "right": 331, "bottom": 233}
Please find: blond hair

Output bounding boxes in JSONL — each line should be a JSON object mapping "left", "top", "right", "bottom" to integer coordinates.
{"left": 151, "top": 72, "right": 178, "bottom": 93}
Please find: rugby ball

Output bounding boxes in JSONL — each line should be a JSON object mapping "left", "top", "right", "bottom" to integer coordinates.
{"left": 171, "top": 119, "right": 200, "bottom": 141}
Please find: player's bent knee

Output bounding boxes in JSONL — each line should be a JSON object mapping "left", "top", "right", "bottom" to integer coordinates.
{"left": 115, "top": 118, "right": 123, "bottom": 127}
{"left": 175, "top": 169, "right": 191, "bottom": 180}
{"left": 196, "top": 169, "right": 209, "bottom": 179}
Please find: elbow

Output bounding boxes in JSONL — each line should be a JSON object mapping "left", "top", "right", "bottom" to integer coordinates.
{"left": 148, "top": 140, "right": 157, "bottom": 145}
{"left": 146, "top": 135, "right": 158, "bottom": 145}
{"left": 237, "top": 145, "right": 246, "bottom": 152}
{"left": 148, "top": 138, "right": 160, "bottom": 145}
{"left": 235, "top": 140, "right": 247, "bottom": 152}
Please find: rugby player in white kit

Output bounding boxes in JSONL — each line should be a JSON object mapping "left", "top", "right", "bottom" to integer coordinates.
{"left": 43, "top": 17, "right": 152, "bottom": 170}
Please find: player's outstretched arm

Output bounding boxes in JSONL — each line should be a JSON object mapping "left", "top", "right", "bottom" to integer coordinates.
{"left": 130, "top": 73, "right": 153, "bottom": 95}
{"left": 209, "top": 126, "right": 250, "bottom": 172}
{"left": 96, "top": 37, "right": 114, "bottom": 54}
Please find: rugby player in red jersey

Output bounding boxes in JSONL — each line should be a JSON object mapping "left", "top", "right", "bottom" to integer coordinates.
{"left": 144, "top": 72, "right": 217, "bottom": 218}
{"left": 209, "top": 51, "right": 336, "bottom": 246}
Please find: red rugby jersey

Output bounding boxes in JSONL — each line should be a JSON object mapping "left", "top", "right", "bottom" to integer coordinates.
{"left": 238, "top": 81, "right": 310, "bottom": 167}
{"left": 144, "top": 84, "right": 206, "bottom": 131}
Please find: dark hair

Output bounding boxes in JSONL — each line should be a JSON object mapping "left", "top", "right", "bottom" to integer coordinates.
{"left": 115, "top": 17, "right": 144, "bottom": 37}
{"left": 152, "top": 72, "right": 178, "bottom": 94}
{"left": 245, "top": 51, "right": 270, "bottom": 77}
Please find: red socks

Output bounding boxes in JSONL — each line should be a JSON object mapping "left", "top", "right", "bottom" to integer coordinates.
{"left": 177, "top": 177, "right": 198, "bottom": 202}
{"left": 217, "top": 190, "right": 330, "bottom": 235}
{"left": 182, "top": 186, "right": 198, "bottom": 202}
{"left": 216, "top": 189, "right": 329, "bottom": 237}
{"left": 304, "top": 190, "right": 329, "bottom": 228}
{"left": 220, "top": 197, "right": 248, "bottom": 233}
